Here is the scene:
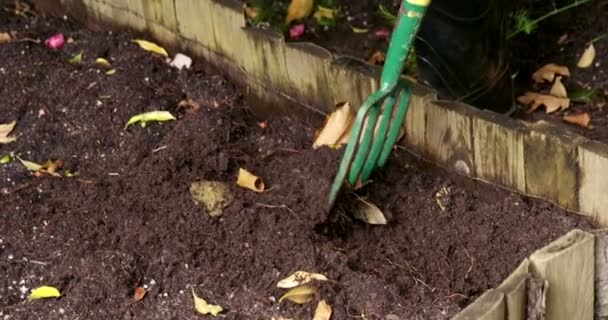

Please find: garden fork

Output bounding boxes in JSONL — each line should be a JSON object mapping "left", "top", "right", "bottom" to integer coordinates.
{"left": 327, "top": 0, "right": 430, "bottom": 209}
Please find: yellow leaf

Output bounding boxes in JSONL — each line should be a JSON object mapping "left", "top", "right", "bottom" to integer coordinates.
{"left": 132, "top": 39, "right": 169, "bottom": 57}
{"left": 531, "top": 63, "right": 570, "bottom": 83}
{"left": 96, "top": 57, "right": 111, "bottom": 67}
{"left": 550, "top": 76, "right": 568, "bottom": 98}
{"left": 105, "top": 68, "right": 116, "bottom": 75}
{"left": 352, "top": 196, "right": 387, "bottom": 225}
{"left": 17, "top": 156, "right": 43, "bottom": 171}
{"left": 277, "top": 271, "right": 329, "bottom": 289}
{"left": 313, "top": 102, "right": 355, "bottom": 149}
{"left": 313, "top": 300, "right": 332, "bottom": 320}
{"left": 192, "top": 289, "right": 223, "bottom": 316}
{"left": 516, "top": 91, "right": 570, "bottom": 114}
{"left": 563, "top": 112, "right": 591, "bottom": 128}
{"left": 279, "top": 285, "right": 316, "bottom": 304}
{"left": 236, "top": 168, "right": 265, "bottom": 192}
{"left": 28, "top": 286, "right": 61, "bottom": 300}
{"left": 577, "top": 43, "right": 595, "bottom": 68}
{"left": 313, "top": 6, "right": 338, "bottom": 22}
{"left": 351, "top": 26, "right": 368, "bottom": 33}
{"left": 0, "top": 32, "right": 11, "bottom": 43}
{"left": 125, "top": 110, "right": 176, "bottom": 129}
{"left": 285, "top": 0, "right": 314, "bottom": 25}
{"left": 0, "top": 120, "right": 17, "bottom": 144}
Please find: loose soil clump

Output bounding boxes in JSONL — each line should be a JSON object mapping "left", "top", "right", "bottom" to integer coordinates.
{"left": 0, "top": 3, "right": 598, "bottom": 319}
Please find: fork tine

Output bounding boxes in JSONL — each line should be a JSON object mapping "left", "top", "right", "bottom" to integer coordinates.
{"left": 347, "top": 99, "right": 382, "bottom": 185}
{"left": 378, "top": 83, "right": 411, "bottom": 168}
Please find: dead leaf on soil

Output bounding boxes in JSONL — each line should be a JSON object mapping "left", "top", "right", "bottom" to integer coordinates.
{"left": 192, "top": 289, "right": 223, "bottom": 316}
{"left": 177, "top": 99, "right": 200, "bottom": 113}
{"left": 285, "top": 0, "right": 314, "bottom": 25}
{"left": 0, "top": 121, "right": 17, "bottom": 144}
{"left": 125, "top": 110, "right": 176, "bottom": 129}
{"left": 190, "top": 180, "right": 234, "bottom": 217}
{"left": 352, "top": 196, "right": 387, "bottom": 225}
{"left": 132, "top": 39, "right": 168, "bottom": 57}
{"left": 550, "top": 76, "right": 568, "bottom": 98}
{"left": 435, "top": 186, "right": 450, "bottom": 212}
{"left": 134, "top": 287, "right": 146, "bottom": 302}
{"left": 95, "top": 57, "right": 112, "bottom": 68}
{"left": 277, "top": 271, "right": 329, "bottom": 289}
{"left": 563, "top": 112, "right": 591, "bottom": 128}
{"left": 0, "top": 32, "right": 12, "bottom": 43}
{"left": 313, "top": 300, "right": 332, "bottom": 320}
{"left": 532, "top": 63, "right": 570, "bottom": 83}
{"left": 516, "top": 91, "right": 570, "bottom": 114}
{"left": 28, "top": 286, "right": 61, "bottom": 300}
{"left": 279, "top": 285, "right": 317, "bottom": 304}
{"left": 313, "top": 102, "right": 355, "bottom": 149}
{"left": 368, "top": 50, "right": 385, "bottom": 65}
{"left": 236, "top": 168, "right": 265, "bottom": 192}
{"left": 577, "top": 43, "right": 596, "bottom": 68}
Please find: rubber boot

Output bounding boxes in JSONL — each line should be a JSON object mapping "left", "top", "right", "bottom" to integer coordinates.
{"left": 414, "top": 0, "right": 516, "bottom": 114}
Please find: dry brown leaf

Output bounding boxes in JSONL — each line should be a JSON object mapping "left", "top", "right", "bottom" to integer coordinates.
{"left": 313, "top": 102, "right": 355, "bottom": 149}
{"left": 177, "top": 99, "right": 200, "bottom": 113}
{"left": 0, "top": 121, "right": 17, "bottom": 144}
{"left": 352, "top": 196, "right": 387, "bottom": 225}
{"left": 368, "top": 51, "right": 385, "bottom": 65}
{"left": 279, "top": 285, "right": 317, "bottom": 304}
{"left": 517, "top": 91, "right": 570, "bottom": 114}
{"left": 577, "top": 43, "right": 596, "bottom": 68}
{"left": 285, "top": 0, "right": 314, "bottom": 25}
{"left": 134, "top": 287, "right": 146, "bottom": 302}
{"left": 550, "top": 76, "right": 568, "bottom": 98}
{"left": 532, "top": 63, "right": 570, "bottom": 83}
{"left": 277, "top": 271, "right": 329, "bottom": 289}
{"left": 0, "top": 32, "right": 11, "bottom": 43}
{"left": 236, "top": 168, "right": 265, "bottom": 192}
{"left": 563, "top": 112, "right": 591, "bottom": 128}
{"left": 313, "top": 300, "right": 332, "bottom": 320}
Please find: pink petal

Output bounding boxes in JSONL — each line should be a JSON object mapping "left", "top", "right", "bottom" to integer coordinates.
{"left": 289, "top": 24, "right": 306, "bottom": 39}
{"left": 45, "top": 33, "right": 65, "bottom": 49}
{"left": 374, "top": 28, "right": 390, "bottom": 40}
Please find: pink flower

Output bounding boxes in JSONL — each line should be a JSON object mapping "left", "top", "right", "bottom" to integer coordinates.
{"left": 374, "top": 28, "right": 390, "bottom": 40}
{"left": 289, "top": 24, "right": 306, "bottom": 39}
{"left": 45, "top": 33, "right": 65, "bottom": 49}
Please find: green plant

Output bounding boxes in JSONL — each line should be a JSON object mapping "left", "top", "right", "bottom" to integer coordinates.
{"left": 377, "top": 4, "right": 397, "bottom": 25}
{"left": 507, "top": 0, "right": 592, "bottom": 39}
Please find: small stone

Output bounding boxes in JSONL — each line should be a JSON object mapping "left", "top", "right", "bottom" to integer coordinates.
{"left": 59, "top": 308, "right": 65, "bottom": 314}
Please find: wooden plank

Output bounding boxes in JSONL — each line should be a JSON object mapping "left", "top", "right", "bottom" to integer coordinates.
{"left": 592, "top": 229, "right": 608, "bottom": 319}
{"left": 579, "top": 140, "right": 608, "bottom": 226}
{"left": 497, "top": 259, "right": 530, "bottom": 320}
{"left": 453, "top": 289, "right": 505, "bottom": 320}
{"left": 529, "top": 229, "right": 595, "bottom": 320}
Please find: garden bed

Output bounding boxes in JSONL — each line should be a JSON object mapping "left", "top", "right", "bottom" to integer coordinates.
{"left": 0, "top": 3, "right": 600, "bottom": 319}
{"left": 244, "top": 0, "right": 608, "bottom": 142}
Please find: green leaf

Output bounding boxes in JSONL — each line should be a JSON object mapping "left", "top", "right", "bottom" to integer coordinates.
{"left": 105, "top": 68, "right": 116, "bottom": 75}
{"left": 68, "top": 50, "right": 84, "bottom": 64}
{"left": 17, "top": 156, "right": 43, "bottom": 171}
{"left": 125, "top": 110, "right": 176, "bottom": 129}
{"left": 28, "top": 286, "right": 61, "bottom": 300}
{"left": 0, "top": 154, "right": 12, "bottom": 164}
{"left": 192, "top": 289, "right": 223, "bottom": 316}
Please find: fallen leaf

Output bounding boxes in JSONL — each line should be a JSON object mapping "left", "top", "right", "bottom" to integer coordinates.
{"left": 68, "top": 50, "right": 84, "bottom": 64}
{"left": 563, "top": 112, "right": 591, "bottom": 128}
{"left": 351, "top": 26, "right": 368, "bottom": 33}
{"left": 279, "top": 285, "right": 316, "bottom": 304}
{"left": 435, "top": 186, "right": 450, "bottom": 211}
{"left": 190, "top": 180, "right": 234, "bottom": 217}
{"left": 0, "top": 32, "right": 12, "bottom": 43}
{"left": 28, "top": 286, "right": 61, "bottom": 300}
{"left": 313, "top": 300, "right": 332, "bottom": 320}
{"left": 313, "top": 102, "right": 355, "bottom": 149}
{"left": 125, "top": 110, "right": 176, "bottom": 129}
{"left": 105, "top": 68, "right": 116, "bottom": 75}
{"left": 516, "top": 91, "right": 570, "bottom": 114}
{"left": 192, "top": 289, "right": 223, "bottom": 316}
{"left": 17, "top": 156, "right": 43, "bottom": 171}
{"left": 95, "top": 57, "right": 111, "bottom": 67}
{"left": 0, "top": 121, "right": 17, "bottom": 144}
{"left": 285, "top": 0, "right": 314, "bottom": 25}
{"left": 134, "top": 287, "right": 146, "bottom": 302}
{"left": 133, "top": 39, "right": 168, "bottom": 57}
{"left": 577, "top": 43, "right": 595, "bottom": 68}
{"left": 277, "top": 271, "right": 329, "bottom": 289}
{"left": 44, "top": 159, "right": 64, "bottom": 177}
{"left": 532, "top": 63, "right": 570, "bottom": 83}
{"left": 550, "top": 76, "right": 568, "bottom": 98}
{"left": 352, "top": 197, "right": 387, "bottom": 225}
{"left": 177, "top": 99, "right": 200, "bottom": 113}
{"left": 368, "top": 50, "right": 385, "bottom": 65}
{"left": 236, "top": 168, "right": 265, "bottom": 192}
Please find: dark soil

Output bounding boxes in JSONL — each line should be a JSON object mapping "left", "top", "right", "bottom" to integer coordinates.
{"left": 0, "top": 2, "right": 599, "bottom": 320}
{"left": 246, "top": 0, "right": 608, "bottom": 143}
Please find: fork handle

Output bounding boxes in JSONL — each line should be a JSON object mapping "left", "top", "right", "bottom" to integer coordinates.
{"left": 380, "top": 0, "right": 430, "bottom": 90}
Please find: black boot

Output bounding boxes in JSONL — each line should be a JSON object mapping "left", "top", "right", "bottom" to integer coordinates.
{"left": 414, "top": 0, "right": 516, "bottom": 114}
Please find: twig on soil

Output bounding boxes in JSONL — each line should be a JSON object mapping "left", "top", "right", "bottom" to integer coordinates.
{"left": 255, "top": 203, "right": 299, "bottom": 221}
{"left": 152, "top": 145, "right": 168, "bottom": 153}
{"left": 463, "top": 248, "right": 475, "bottom": 280}
{"left": 9, "top": 183, "right": 32, "bottom": 194}
{"left": 21, "top": 258, "right": 49, "bottom": 266}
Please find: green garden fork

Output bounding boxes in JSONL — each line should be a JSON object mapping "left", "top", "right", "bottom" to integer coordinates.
{"left": 327, "top": 0, "right": 430, "bottom": 209}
